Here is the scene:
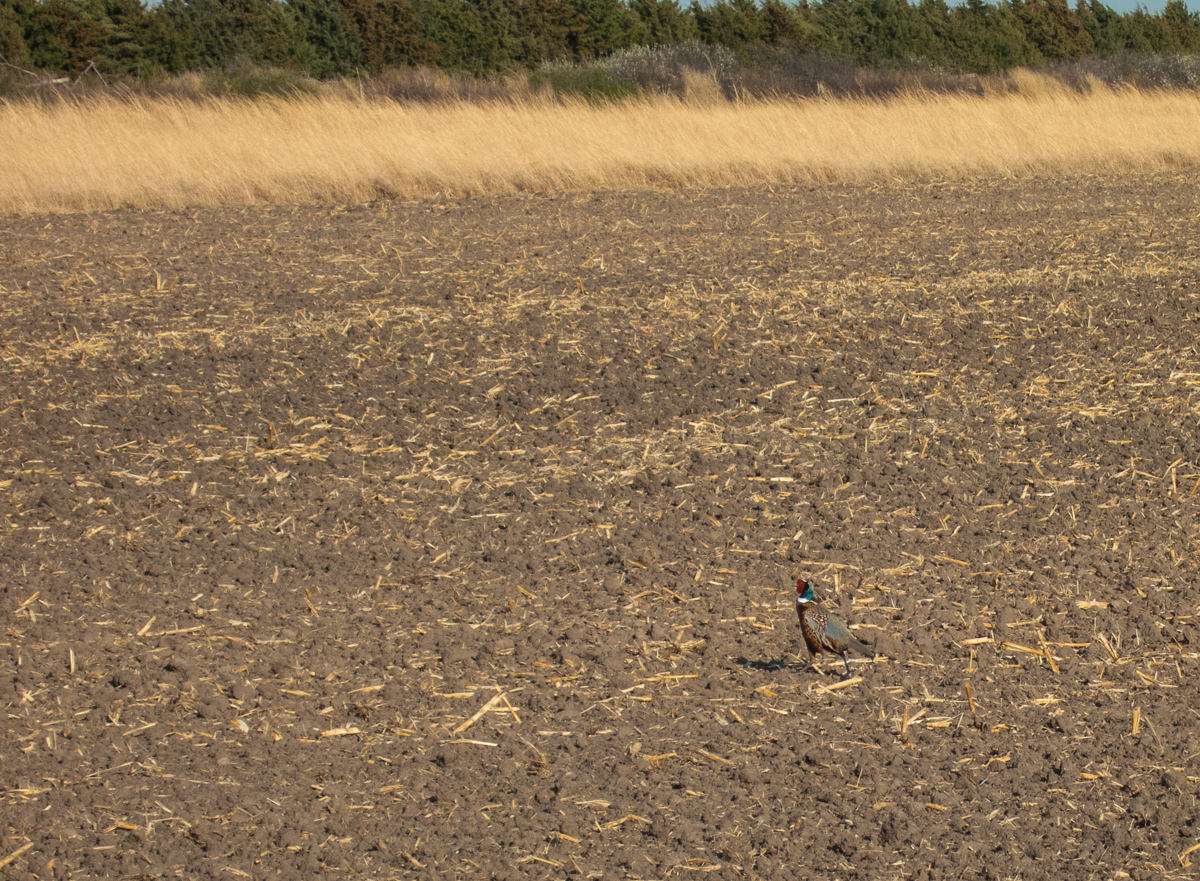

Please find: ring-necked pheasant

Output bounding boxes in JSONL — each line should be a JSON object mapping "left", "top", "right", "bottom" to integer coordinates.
{"left": 795, "top": 577, "right": 874, "bottom": 677}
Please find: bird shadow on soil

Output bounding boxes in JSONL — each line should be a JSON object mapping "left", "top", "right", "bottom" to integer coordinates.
{"left": 735, "top": 656, "right": 799, "bottom": 672}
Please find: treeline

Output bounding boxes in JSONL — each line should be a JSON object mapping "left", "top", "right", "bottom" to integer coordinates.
{"left": 3, "top": 0, "right": 1200, "bottom": 81}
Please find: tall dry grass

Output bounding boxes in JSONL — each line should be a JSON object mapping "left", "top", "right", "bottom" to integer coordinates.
{"left": 2, "top": 72, "right": 1199, "bottom": 213}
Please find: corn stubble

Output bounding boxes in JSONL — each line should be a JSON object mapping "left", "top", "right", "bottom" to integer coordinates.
{"left": 2, "top": 72, "right": 1199, "bottom": 213}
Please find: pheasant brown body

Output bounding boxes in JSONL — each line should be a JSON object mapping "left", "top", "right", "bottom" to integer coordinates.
{"left": 795, "top": 578, "right": 873, "bottom": 677}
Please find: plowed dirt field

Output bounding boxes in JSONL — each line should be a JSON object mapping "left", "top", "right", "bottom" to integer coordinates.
{"left": 3, "top": 173, "right": 1200, "bottom": 880}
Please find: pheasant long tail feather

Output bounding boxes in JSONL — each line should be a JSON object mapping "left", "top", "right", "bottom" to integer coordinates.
{"left": 848, "top": 634, "right": 876, "bottom": 659}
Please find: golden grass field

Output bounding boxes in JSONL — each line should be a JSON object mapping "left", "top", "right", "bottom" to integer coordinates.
{"left": 3, "top": 71, "right": 1200, "bottom": 213}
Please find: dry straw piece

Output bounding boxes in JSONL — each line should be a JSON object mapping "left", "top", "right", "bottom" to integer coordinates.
{"left": 4, "top": 75, "right": 1200, "bottom": 212}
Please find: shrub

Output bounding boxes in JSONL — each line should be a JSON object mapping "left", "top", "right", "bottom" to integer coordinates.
{"left": 602, "top": 43, "right": 741, "bottom": 99}
{"left": 529, "top": 63, "right": 641, "bottom": 102}
{"left": 205, "top": 58, "right": 317, "bottom": 98}
{"left": 352, "top": 66, "right": 529, "bottom": 103}
{"left": 1049, "top": 51, "right": 1200, "bottom": 91}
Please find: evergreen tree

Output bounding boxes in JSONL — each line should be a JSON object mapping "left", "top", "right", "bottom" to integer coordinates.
{"left": 629, "top": 0, "right": 696, "bottom": 46}
{"left": 915, "top": 0, "right": 953, "bottom": 65}
{"left": 813, "top": 0, "right": 936, "bottom": 66}
{"left": 1122, "top": 7, "right": 1167, "bottom": 52}
{"left": 416, "top": 0, "right": 490, "bottom": 70}
{"left": 463, "top": 0, "right": 513, "bottom": 70}
{"left": 1012, "top": 0, "right": 1093, "bottom": 61}
{"left": 1076, "top": 0, "right": 1125, "bottom": 54}
{"left": 503, "top": 0, "right": 575, "bottom": 65}
{"left": 693, "top": 0, "right": 765, "bottom": 58}
{"left": 288, "top": 0, "right": 360, "bottom": 75}
{"left": 946, "top": 0, "right": 1038, "bottom": 72}
{"left": 7, "top": 0, "right": 1200, "bottom": 85}
{"left": 568, "top": 0, "right": 634, "bottom": 59}
{"left": 175, "top": 0, "right": 299, "bottom": 67}
{"left": 0, "top": 0, "right": 33, "bottom": 66}
{"left": 149, "top": 0, "right": 204, "bottom": 70}
{"left": 335, "top": 0, "right": 427, "bottom": 69}
{"left": 1161, "top": 0, "right": 1200, "bottom": 51}
{"left": 83, "top": 0, "right": 160, "bottom": 76}
{"left": 760, "top": 0, "right": 812, "bottom": 46}
{"left": 24, "top": 0, "right": 104, "bottom": 72}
